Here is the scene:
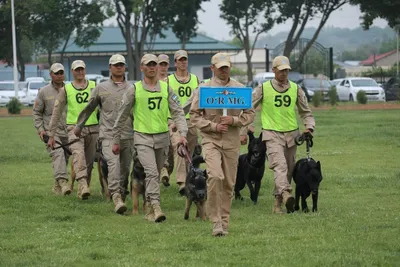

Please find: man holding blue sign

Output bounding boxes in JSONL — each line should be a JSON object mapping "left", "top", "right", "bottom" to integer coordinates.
{"left": 252, "top": 56, "right": 315, "bottom": 214}
{"left": 189, "top": 53, "right": 255, "bottom": 236}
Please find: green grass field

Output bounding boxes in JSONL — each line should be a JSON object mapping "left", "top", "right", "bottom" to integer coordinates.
{"left": 0, "top": 109, "right": 399, "bottom": 267}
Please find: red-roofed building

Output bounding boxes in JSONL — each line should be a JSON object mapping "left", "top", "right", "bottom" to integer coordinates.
{"left": 360, "top": 49, "right": 399, "bottom": 67}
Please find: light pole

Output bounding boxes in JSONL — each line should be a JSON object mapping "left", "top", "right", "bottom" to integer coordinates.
{"left": 11, "top": 0, "right": 18, "bottom": 98}
{"left": 397, "top": 27, "right": 399, "bottom": 78}
{"left": 264, "top": 44, "right": 269, "bottom": 72}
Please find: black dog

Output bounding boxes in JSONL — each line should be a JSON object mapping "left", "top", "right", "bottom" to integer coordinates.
{"left": 293, "top": 158, "right": 322, "bottom": 212}
{"left": 234, "top": 131, "right": 267, "bottom": 204}
{"left": 131, "top": 157, "right": 146, "bottom": 215}
{"left": 184, "top": 155, "right": 207, "bottom": 220}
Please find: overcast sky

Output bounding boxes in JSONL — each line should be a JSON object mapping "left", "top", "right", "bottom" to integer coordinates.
{"left": 197, "top": 1, "right": 389, "bottom": 40}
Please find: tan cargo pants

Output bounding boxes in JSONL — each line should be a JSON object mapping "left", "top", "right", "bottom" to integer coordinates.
{"left": 46, "top": 135, "right": 69, "bottom": 180}
{"left": 101, "top": 138, "right": 133, "bottom": 196}
{"left": 136, "top": 144, "right": 168, "bottom": 205}
{"left": 264, "top": 132, "right": 297, "bottom": 196}
{"left": 203, "top": 143, "right": 239, "bottom": 230}
{"left": 67, "top": 126, "right": 98, "bottom": 181}
{"left": 170, "top": 123, "right": 198, "bottom": 184}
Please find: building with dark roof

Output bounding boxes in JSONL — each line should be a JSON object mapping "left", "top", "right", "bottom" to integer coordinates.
{"left": 54, "top": 27, "right": 240, "bottom": 80}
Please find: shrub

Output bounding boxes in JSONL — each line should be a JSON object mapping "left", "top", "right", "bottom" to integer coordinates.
{"left": 356, "top": 90, "right": 368, "bottom": 104}
{"left": 328, "top": 86, "right": 338, "bottom": 106}
{"left": 7, "top": 97, "right": 22, "bottom": 114}
{"left": 312, "top": 91, "right": 322, "bottom": 107}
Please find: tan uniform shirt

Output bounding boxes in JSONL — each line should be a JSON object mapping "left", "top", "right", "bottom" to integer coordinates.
{"left": 252, "top": 78, "right": 315, "bottom": 146}
{"left": 189, "top": 77, "right": 255, "bottom": 149}
{"left": 33, "top": 83, "right": 67, "bottom": 137}
{"left": 76, "top": 78, "right": 134, "bottom": 141}
{"left": 113, "top": 80, "right": 188, "bottom": 146}
{"left": 48, "top": 81, "right": 99, "bottom": 138}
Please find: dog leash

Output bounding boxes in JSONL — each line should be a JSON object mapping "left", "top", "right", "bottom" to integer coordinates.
{"left": 177, "top": 144, "right": 193, "bottom": 168}
{"left": 295, "top": 132, "right": 313, "bottom": 161}
{"left": 42, "top": 131, "right": 99, "bottom": 154}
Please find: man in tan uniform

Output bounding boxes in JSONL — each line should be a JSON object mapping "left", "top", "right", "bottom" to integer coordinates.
{"left": 74, "top": 54, "right": 134, "bottom": 214}
{"left": 157, "top": 54, "right": 174, "bottom": 186}
{"left": 190, "top": 53, "right": 255, "bottom": 236}
{"left": 33, "top": 63, "right": 71, "bottom": 195}
{"left": 168, "top": 50, "right": 199, "bottom": 195}
{"left": 48, "top": 60, "right": 99, "bottom": 200}
{"left": 252, "top": 56, "right": 315, "bottom": 214}
{"left": 113, "top": 54, "right": 188, "bottom": 223}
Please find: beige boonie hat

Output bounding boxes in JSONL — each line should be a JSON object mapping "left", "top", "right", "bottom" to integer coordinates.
{"left": 273, "top": 56, "right": 291, "bottom": 70}
{"left": 158, "top": 54, "right": 170, "bottom": 64}
{"left": 211, "top": 53, "right": 231, "bottom": 68}
{"left": 50, "top": 63, "right": 64, "bottom": 73}
{"left": 141, "top": 54, "right": 158, "bottom": 65}
{"left": 109, "top": 54, "right": 126, "bottom": 65}
{"left": 71, "top": 60, "right": 86, "bottom": 70}
{"left": 174, "top": 50, "right": 188, "bottom": 60}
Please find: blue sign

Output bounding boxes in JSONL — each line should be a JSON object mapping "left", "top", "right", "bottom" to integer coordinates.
{"left": 199, "top": 87, "right": 252, "bottom": 109}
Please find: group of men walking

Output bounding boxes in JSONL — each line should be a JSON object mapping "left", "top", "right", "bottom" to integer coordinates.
{"left": 33, "top": 50, "right": 315, "bottom": 236}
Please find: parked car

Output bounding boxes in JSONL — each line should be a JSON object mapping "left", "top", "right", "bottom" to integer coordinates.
{"left": 336, "top": 77, "right": 385, "bottom": 102}
{"left": 382, "top": 77, "right": 400, "bottom": 101}
{"left": 252, "top": 72, "right": 275, "bottom": 87}
{"left": 330, "top": 79, "right": 343, "bottom": 87}
{"left": 300, "top": 78, "right": 331, "bottom": 101}
{"left": 0, "top": 81, "right": 28, "bottom": 106}
{"left": 288, "top": 71, "right": 304, "bottom": 84}
{"left": 25, "top": 81, "right": 48, "bottom": 106}
{"left": 26, "top": 77, "right": 45, "bottom": 83}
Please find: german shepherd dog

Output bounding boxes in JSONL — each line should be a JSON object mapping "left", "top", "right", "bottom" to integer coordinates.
{"left": 184, "top": 155, "right": 207, "bottom": 220}
{"left": 234, "top": 131, "right": 267, "bottom": 204}
{"left": 131, "top": 157, "right": 146, "bottom": 215}
{"left": 293, "top": 158, "right": 322, "bottom": 213}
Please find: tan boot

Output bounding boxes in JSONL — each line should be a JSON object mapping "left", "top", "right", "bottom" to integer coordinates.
{"left": 144, "top": 202, "right": 155, "bottom": 222}
{"left": 77, "top": 178, "right": 90, "bottom": 200}
{"left": 160, "top": 167, "right": 170, "bottom": 187}
{"left": 112, "top": 193, "right": 127, "bottom": 214}
{"left": 272, "top": 195, "right": 284, "bottom": 214}
{"left": 58, "top": 179, "right": 72, "bottom": 195}
{"left": 212, "top": 221, "right": 224, "bottom": 237}
{"left": 152, "top": 203, "right": 166, "bottom": 223}
{"left": 52, "top": 180, "right": 62, "bottom": 195}
{"left": 282, "top": 191, "right": 295, "bottom": 213}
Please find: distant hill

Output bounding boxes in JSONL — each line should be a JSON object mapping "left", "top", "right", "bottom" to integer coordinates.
{"left": 255, "top": 26, "right": 396, "bottom": 52}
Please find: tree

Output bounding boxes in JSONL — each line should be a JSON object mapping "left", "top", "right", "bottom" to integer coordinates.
{"left": 220, "top": 0, "right": 274, "bottom": 82}
{"left": 171, "top": 0, "right": 208, "bottom": 49}
{"left": 349, "top": 0, "right": 400, "bottom": 29}
{"left": 115, "top": 0, "right": 173, "bottom": 80}
{"left": 275, "top": 0, "right": 347, "bottom": 69}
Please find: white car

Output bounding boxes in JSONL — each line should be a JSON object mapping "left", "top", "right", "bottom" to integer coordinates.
{"left": 25, "top": 81, "right": 48, "bottom": 106}
{"left": 336, "top": 77, "right": 386, "bottom": 102}
{"left": 0, "top": 81, "right": 28, "bottom": 106}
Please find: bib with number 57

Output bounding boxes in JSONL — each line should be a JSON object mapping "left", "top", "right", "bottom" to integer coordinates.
{"left": 133, "top": 80, "right": 169, "bottom": 134}
{"left": 261, "top": 80, "right": 298, "bottom": 132}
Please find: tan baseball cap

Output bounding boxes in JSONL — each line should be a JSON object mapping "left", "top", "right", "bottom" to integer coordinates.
{"left": 50, "top": 63, "right": 64, "bottom": 73}
{"left": 211, "top": 53, "right": 231, "bottom": 68}
{"left": 158, "top": 54, "right": 170, "bottom": 64}
{"left": 71, "top": 60, "right": 86, "bottom": 70}
{"left": 272, "top": 56, "right": 291, "bottom": 70}
{"left": 174, "top": 50, "right": 188, "bottom": 60}
{"left": 109, "top": 54, "right": 126, "bottom": 65}
{"left": 141, "top": 54, "right": 158, "bottom": 65}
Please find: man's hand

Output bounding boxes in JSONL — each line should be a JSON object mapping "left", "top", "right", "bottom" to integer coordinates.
{"left": 240, "top": 135, "right": 247, "bottom": 145}
{"left": 112, "top": 144, "right": 120, "bottom": 155}
{"left": 177, "top": 136, "right": 188, "bottom": 147}
{"left": 39, "top": 131, "right": 46, "bottom": 141}
{"left": 216, "top": 123, "right": 228, "bottom": 133}
{"left": 47, "top": 136, "right": 56, "bottom": 150}
{"left": 74, "top": 126, "right": 82, "bottom": 137}
{"left": 220, "top": 116, "right": 233, "bottom": 126}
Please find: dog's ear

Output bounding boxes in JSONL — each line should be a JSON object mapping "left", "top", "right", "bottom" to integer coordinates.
{"left": 203, "top": 170, "right": 208, "bottom": 179}
{"left": 317, "top": 161, "right": 321, "bottom": 171}
{"left": 248, "top": 130, "right": 255, "bottom": 141}
{"left": 258, "top": 132, "right": 262, "bottom": 140}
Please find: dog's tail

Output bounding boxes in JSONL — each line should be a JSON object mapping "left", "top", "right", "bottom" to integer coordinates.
{"left": 191, "top": 155, "right": 205, "bottom": 168}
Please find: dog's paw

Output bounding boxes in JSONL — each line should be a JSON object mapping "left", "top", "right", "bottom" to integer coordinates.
{"left": 312, "top": 208, "right": 318, "bottom": 212}
{"left": 303, "top": 207, "right": 309, "bottom": 213}
{"left": 184, "top": 214, "right": 189, "bottom": 220}
{"left": 294, "top": 205, "right": 300, "bottom": 211}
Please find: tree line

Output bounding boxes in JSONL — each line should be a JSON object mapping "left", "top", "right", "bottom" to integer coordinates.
{"left": 0, "top": 0, "right": 399, "bottom": 81}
